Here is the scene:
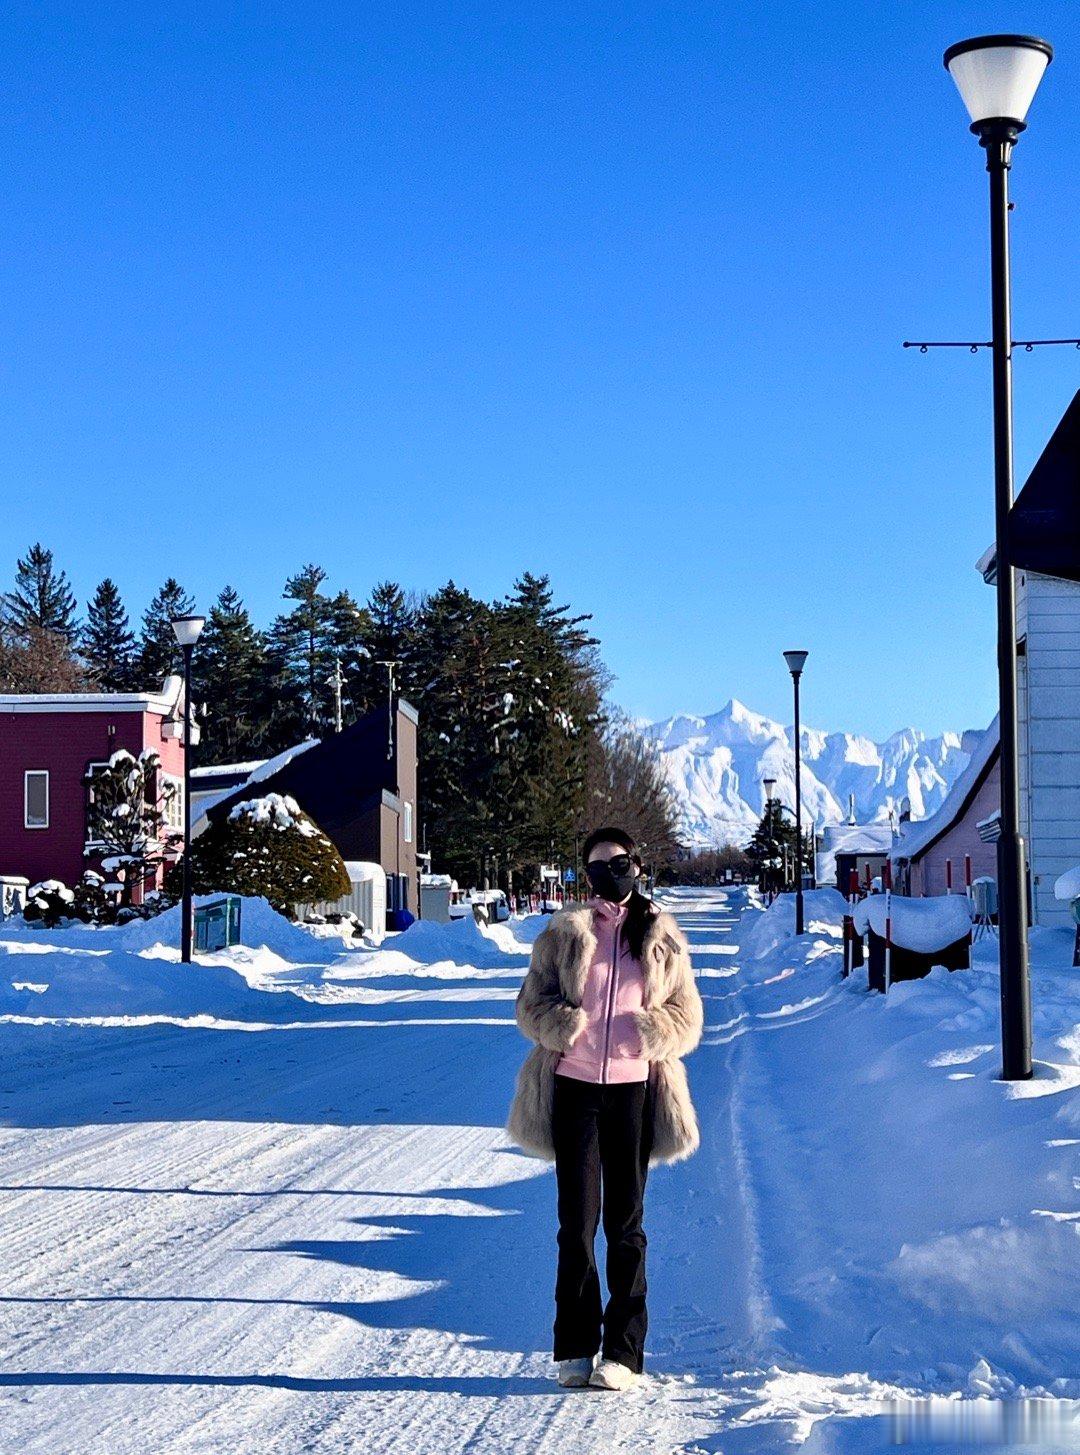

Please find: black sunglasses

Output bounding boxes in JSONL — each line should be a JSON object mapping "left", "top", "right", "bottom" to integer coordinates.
{"left": 586, "top": 853, "right": 634, "bottom": 876}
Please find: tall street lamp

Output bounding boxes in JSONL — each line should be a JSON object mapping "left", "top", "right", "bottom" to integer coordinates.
{"left": 172, "top": 614, "right": 206, "bottom": 963}
{"left": 783, "top": 651, "right": 808, "bottom": 935}
{"left": 944, "top": 34, "right": 1052, "bottom": 1080}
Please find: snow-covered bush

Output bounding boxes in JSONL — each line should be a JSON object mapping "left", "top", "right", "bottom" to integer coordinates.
{"left": 84, "top": 748, "right": 183, "bottom": 908}
{"left": 187, "top": 792, "right": 351, "bottom": 917}
{"left": 23, "top": 879, "right": 77, "bottom": 928}
{"left": 72, "top": 870, "right": 177, "bottom": 926}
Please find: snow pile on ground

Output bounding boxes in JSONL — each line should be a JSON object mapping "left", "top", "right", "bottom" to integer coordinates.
{"left": 114, "top": 893, "right": 339, "bottom": 962}
{"left": 710, "top": 887, "right": 1080, "bottom": 1414}
{"left": 1054, "top": 863, "right": 1080, "bottom": 902}
{"left": 0, "top": 897, "right": 541, "bottom": 1019}
{"left": 738, "top": 886, "right": 848, "bottom": 959}
{"left": 853, "top": 891, "right": 973, "bottom": 951}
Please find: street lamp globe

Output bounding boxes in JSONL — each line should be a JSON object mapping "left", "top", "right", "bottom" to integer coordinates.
{"left": 762, "top": 777, "right": 777, "bottom": 803}
{"left": 171, "top": 614, "right": 206, "bottom": 648}
{"left": 783, "top": 649, "right": 808, "bottom": 678}
{"left": 944, "top": 35, "right": 1052, "bottom": 132}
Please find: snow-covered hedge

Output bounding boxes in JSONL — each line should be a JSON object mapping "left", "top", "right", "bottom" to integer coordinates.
{"left": 190, "top": 793, "right": 351, "bottom": 916}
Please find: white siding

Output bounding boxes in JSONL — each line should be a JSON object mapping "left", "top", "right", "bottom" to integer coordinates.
{"left": 1020, "top": 571, "right": 1080, "bottom": 927}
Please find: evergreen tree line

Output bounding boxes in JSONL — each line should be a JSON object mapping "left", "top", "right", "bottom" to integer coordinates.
{"left": 0, "top": 543, "right": 680, "bottom": 884}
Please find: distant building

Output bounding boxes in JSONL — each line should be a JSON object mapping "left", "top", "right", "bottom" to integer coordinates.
{"left": 816, "top": 822, "right": 894, "bottom": 893}
{"left": 192, "top": 699, "right": 419, "bottom": 918}
{"left": 0, "top": 676, "right": 192, "bottom": 896}
{"left": 890, "top": 721, "right": 1000, "bottom": 899}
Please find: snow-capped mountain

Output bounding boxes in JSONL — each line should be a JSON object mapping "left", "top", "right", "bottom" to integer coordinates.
{"left": 643, "top": 699, "right": 973, "bottom": 847}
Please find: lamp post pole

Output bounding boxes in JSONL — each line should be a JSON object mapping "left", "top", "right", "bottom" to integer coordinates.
{"left": 180, "top": 643, "right": 194, "bottom": 964}
{"left": 985, "top": 122, "right": 1033, "bottom": 1081}
{"left": 943, "top": 35, "right": 1053, "bottom": 1080}
{"left": 171, "top": 614, "right": 206, "bottom": 966}
{"left": 784, "top": 651, "right": 808, "bottom": 935}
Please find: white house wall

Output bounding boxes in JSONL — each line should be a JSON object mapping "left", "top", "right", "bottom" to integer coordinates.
{"left": 1018, "top": 569, "right": 1080, "bottom": 928}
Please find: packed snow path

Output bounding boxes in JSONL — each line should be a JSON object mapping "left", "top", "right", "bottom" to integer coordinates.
{"left": 0, "top": 888, "right": 1077, "bottom": 1453}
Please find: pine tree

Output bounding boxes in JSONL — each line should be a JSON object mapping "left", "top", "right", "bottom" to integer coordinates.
{"left": 411, "top": 581, "right": 509, "bottom": 881}
{"left": 498, "top": 573, "right": 603, "bottom": 872}
{"left": 81, "top": 579, "right": 137, "bottom": 690}
{"left": 197, "top": 586, "right": 268, "bottom": 760}
{"left": 324, "top": 587, "right": 371, "bottom": 727}
{"left": 136, "top": 578, "right": 195, "bottom": 691}
{"left": 264, "top": 564, "right": 339, "bottom": 739}
{"left": 349, "top": 581, "right": 417, "bottom": 719}
{"left": 745, "top": 803, "right": 810, "bottom": 891}
{"left": 1, "top": 542, "right": 79, "bottom": 644}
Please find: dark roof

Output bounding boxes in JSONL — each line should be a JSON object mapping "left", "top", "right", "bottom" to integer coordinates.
{"left": 1009, "top": 391, "right": 1080, "bottom": 583}
{"left": 201, "top": 701, "right": 414, "bottom": 836}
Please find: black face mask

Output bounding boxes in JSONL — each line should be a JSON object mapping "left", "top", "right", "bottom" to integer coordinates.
{"left": 586, "top": 856, "right": 637, "bottom": 903}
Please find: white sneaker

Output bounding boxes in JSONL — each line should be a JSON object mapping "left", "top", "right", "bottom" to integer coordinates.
{"left": 557, "top": 1356, "right": 595, "bottom": 1387}
{"left": 589, "top": 1358, "right": 639, "bottom": 1391}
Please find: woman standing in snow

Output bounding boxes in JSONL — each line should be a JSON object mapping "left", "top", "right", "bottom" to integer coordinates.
{"left": 507, "top": 827, "right": 704, "bottom": 1390}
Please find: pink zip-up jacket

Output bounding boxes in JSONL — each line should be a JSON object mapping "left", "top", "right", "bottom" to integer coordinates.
{"left": 555, "top": 897, "right": 649, "bottom": 1084}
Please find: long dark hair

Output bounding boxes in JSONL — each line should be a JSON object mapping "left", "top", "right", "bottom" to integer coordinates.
{"left": 622, "top": 888, "right": 657, "bottom": 962}
{"left": 582, "top": 824, "right": 656, "bottom": 961}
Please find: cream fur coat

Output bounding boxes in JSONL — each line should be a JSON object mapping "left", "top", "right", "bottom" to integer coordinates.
{"left": 506, "top": 901, "right": 705, "bottom": 1166}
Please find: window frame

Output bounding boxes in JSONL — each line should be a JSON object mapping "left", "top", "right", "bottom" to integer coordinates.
{"left": 24, "top": 770, "right": 49, "bottom": 829}
{"left": 403, "top": 799, "right": 413, "bottom": 844}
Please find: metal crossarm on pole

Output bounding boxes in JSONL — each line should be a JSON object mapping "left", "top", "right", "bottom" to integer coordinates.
{"left": 904, "top": 338, "right": 1080, "bottom": 352}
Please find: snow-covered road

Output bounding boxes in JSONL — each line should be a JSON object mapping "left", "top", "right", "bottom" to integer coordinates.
{"left": 1, "top": 888, "right": 1077, "bottom": 1453}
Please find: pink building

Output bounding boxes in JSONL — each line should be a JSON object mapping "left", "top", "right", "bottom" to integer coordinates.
{"left": 891, "top": 719, "right": 1000, "bottom": 898}
{"left": 0, "top": 676, "right": 191, "bottom": 898}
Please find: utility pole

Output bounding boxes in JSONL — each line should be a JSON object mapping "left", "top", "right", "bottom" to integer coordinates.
{"left": 376, "top": 659, "right": 398, "bottom": 773}
{"left": 327, "top": 656, "right": 344, "bottom": 733}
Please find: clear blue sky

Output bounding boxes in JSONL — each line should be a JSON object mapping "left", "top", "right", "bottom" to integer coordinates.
{"left": 1, "top": 2, "right": 1077, "bottom": 740}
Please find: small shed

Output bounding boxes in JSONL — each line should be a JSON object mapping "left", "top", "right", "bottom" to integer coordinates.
{"left": 817, "top": 823, "right": 894, "bottom": 893}
{"left": 299, "top": 861, "right": 387, "bottom": 937}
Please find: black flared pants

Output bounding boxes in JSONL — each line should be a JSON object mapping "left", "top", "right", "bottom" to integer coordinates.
{"left": 551, "top": 1072, "right": 655, "bottom": 1373}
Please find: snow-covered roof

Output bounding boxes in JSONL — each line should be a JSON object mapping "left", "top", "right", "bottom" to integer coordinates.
{"left": 190, "top": 759, "right": 268, "bottom": 779}
{"left": 0, "top": 673, "right": 185, "bottom": 716}
{"left": 343, "top": 861, "right": 386, "bottom": 883}
{"left": 890, "top": 717, "right": 999, "bottom": 866}
{"left": 820, "top": 823, "right": 893, "bottom": 854}
{"left": 191, "top": 737, "right": 320, "bottom": 835}
{"left": 854, "top": 893, "right": 973, "bottom": 953}
{"left": 816, "top": 822, "right": 894, "bottom": 888}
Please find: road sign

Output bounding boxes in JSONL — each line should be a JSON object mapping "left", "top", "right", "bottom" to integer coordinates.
{"left": 563, "top": 868, "right": 576, "bottom": 883}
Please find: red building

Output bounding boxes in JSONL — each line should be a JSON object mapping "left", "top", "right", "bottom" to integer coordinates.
{"left": 0, "top": 676, "right": 192, "bottom": 896}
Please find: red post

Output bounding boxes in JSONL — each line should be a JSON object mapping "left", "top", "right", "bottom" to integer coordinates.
{"left": 965, "top": 854, "right": 972, "bottom": 891}
{"left": 946, "top": 858, "right": 953, "bottom": 895}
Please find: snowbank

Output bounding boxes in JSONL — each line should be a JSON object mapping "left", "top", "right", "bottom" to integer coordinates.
{"left": 386, "top": 912, "right": 537, "bottom": 965}
{"left": 112, "top": 893, "right": 340, "bottom": 962}
{"left": 738, "top": 888, "right": 847, "bottom": 959}
{"left": 1053, "top": 864, "right": 1080, "bottom": 902}
{"left": 854, "top": 893, "right": 972, "bottom": 952}
{"left": 0, "top": 940, "right": 311, "bottom": 1021}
